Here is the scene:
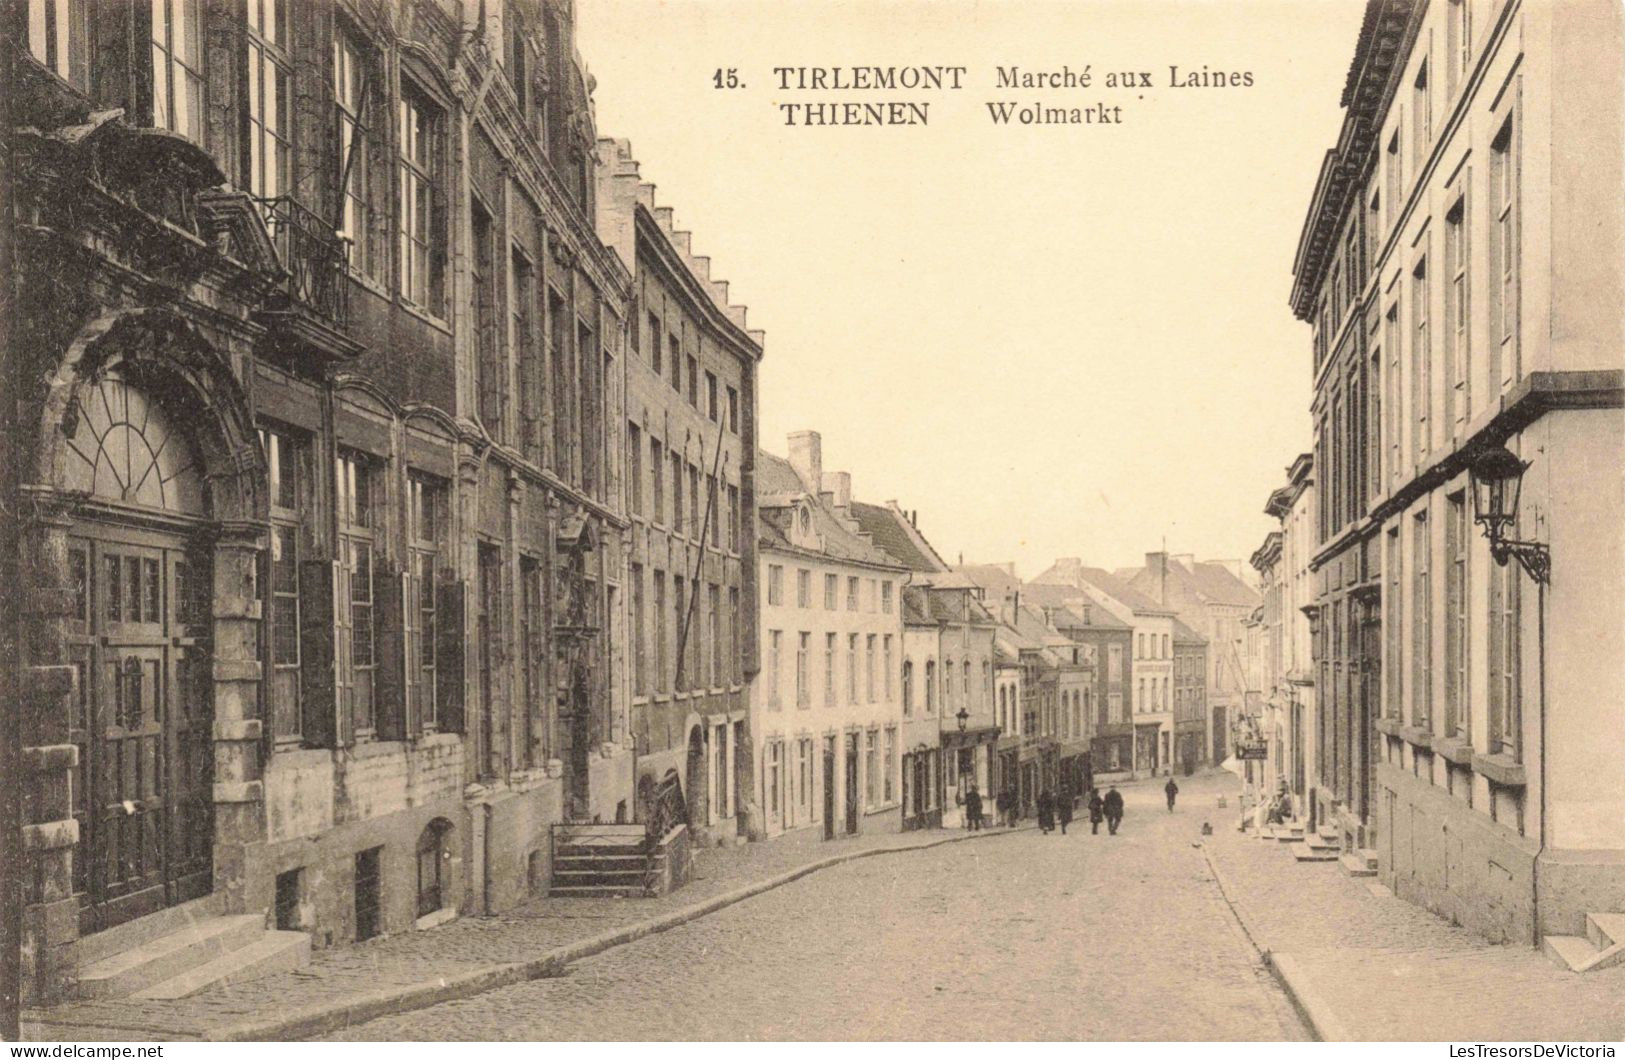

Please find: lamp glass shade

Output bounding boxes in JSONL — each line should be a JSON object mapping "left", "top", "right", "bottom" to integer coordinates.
{"left": 1469, "top": 446, "right": 1526, "bottom": 530}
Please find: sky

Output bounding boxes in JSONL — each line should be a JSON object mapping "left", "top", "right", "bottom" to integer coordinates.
{"left": 577, "top": 0, "right": 1368, "bottom": 578}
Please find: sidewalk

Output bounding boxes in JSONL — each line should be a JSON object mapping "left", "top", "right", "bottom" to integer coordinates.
{"left": 1203, "top": 811, "right": 1625, "bottom": 1041}
{"left": 22, "top": 822, "right": 1024, "bottom": 1042}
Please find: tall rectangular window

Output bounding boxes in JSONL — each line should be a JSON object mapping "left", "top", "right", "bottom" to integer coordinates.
{"left": 796, "top": 569, "right": 811, "bottom": 608}
{"left": 884, "top": 727, "right": 897, "bottom": 804}
{"left": 399, "top": 84, "right": 443, "bottom": 312}
{"left": 673, "top": 575, "right": 686, "bottom": 692}
{"left": 1412, "top": 60, "right": 1431, "bottom": 171}
{"left": 847, "top": 634, "right": 858, "bottom": 704}
{"left": 1445, "top": 494, "right": 1469, "bottom": 739}
{"left": 1491, "top": 115, "right": 1519, "bottom": 391}
{"left": 1386, "top": 303, "right": 1401, "bottom": 484}
{"left": 333, "top": 29, "right": 373, "bottom": 275}
{"left": 727, "top": 483, "right": 740, "bottom": 552}
{"left": 727, "top": 386, "right": 740, "bottom": 434}
{"left": 767, "top": 564, "right": 783, "bottom": 607}
{"left": 1488, "top": 544, "right": 1521, "bottom": 758}
{"left": 246, "top": 0, "right": 290, "bottom": 200}
{"left": 706, "top": 371, "right": 719, "bottom": 421}
{"left": 628, "top": 423, "right": 643, "bottom": 517}
{"left": 688, "top": 463, "right": 700, "bottom": 537}
{"left": 1448, "top": 0, "right": 1472, "bottom": 93}
{"left": 768, "top": 630, "right": 782, "bottom": 707}
{"left": 653, "top": 571, "right": 667, "bottom": 693}
{"left": 708, "top": 476, "right": 720, "bottom": 548}
{"left": 824, "top": 574, "right": 837, "bottom": 610}
{"left": 1385, "top": 128, "right": 1402, "bottom": 225}
{"left": 881, "top": 581, "right": 893, "bottom": 614}
{"left": 708, "top": 583, "right": 721, "bottom": 686}
{"left": 407, "top": 472, "right": 443, "bottom": 731}
{"left": 647, "top": 312, "right": 662, "bottom": 374}
{"left": 152, "top": 0, "right": 204, "bottom": 140}
{"left": 846, "top": 576, "right": 859, "bottom": 611}
{"left": 729, "top": 586, "right": 741, "bottom": 683}
{"left": 261, "top": 426, "right": 304, "bottom": 742}
{"left": 884, "top": 635, "right": 894, "bottom": 698}
{"left": 651, "top": 439, "right": 664, "bottom": 524}
{"left": 1412, "top": 257, "right": 1430, "bottom": 466}
{"left": 1446, "top": 194, "right": 1469, "bottom": 428}
{"left": 1411, "top": 510, "right": 1431, "bottom": 729}
{"left": 27, "top": 0, "right": 89, "bottom": 88}
{"left": 514, "top": 251, "right": 541, "bottom": 460}
{"left": 824, "top": 633, "right": 836, "bottom": 706}
{"left": 670, "top": 451, "right": 684, "bottom": 535}
{"left": 1386, "top": 528, "right": 1402, "bottom": 720}
{"left": 337, "top": 450, "right": 376, "bottom": 737}
{"left": 631, "top": 563, "right": 646, "bottom": 695}
{"left": 865, "top": 731, "right": 878, "bottom": 808}
{"left": 796, "top": 632, "right": 810, "bottom": 707}
{"left": 471, "top": 202, "right": 502, "bottom": 435}
{"left": 866, "top": 634, "right": 877, "bottom": 703}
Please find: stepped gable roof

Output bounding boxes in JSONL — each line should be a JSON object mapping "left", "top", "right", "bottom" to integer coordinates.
{"left": 1172, "top": 618, "right": 1207, "bottom": 646}
{"left": 849, "top": 501, "right": 949, "bottom": 574}
{"left": 757, "top": 449, "right": 901, "bottom": 569}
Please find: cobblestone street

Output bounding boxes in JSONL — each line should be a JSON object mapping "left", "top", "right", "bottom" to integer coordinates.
{"left": 322, "top": 773, "right": 1306, "bottom": 1041}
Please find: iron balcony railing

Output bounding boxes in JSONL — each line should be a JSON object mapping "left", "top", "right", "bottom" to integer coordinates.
{"left": 254, "top": 195, "right": 350, "bottom": 326}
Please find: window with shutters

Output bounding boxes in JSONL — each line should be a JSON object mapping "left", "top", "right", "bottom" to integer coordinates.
{"left": 261, "top": 426, "right": 305, "bottom": 744}
{"left": 152, "top": 0, "right": 204, "bottom": 141}
{"left": 407, "top": 472, "right": 444, "bottom": 732}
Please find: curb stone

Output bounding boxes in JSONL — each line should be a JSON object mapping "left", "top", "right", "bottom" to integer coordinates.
{"left": 207, "top": 824, "right": 1031, "bottom": 1041}
{"left": 1265, "top": 953, "right": 1350, "bottom": 1042}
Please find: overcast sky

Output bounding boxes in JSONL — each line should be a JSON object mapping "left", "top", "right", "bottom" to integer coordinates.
{"left": 578, "top": 0, "right": 1367, "bottom": 577}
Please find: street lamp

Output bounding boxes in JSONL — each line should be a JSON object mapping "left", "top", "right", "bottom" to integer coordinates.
{"left": 956, "top": 706, "right": 969, "bottom": 732}
{"left": 1469, "top": 444, "right": 1550, "bottom": 584}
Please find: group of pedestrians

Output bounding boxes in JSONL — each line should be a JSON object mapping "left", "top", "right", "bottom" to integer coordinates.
{"left": 959, "top": 780, "right": 1148, "bottom": 835}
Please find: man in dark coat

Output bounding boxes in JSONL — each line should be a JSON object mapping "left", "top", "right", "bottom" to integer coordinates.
{"left": 1087, "top": 788, "right": 1105, "bottom": 834}
{"left": 1165, "top": 776, "right": 1180, "bottom": 813}
{"left": 995, "top": 787, "right": 1013, "bottom": 827}
{"left": 1057, "top": 788, "right": 1074, "bottom": 834}
{"left": 965, "top": 785, "right": 983, "bottom": 831}
{"left": 1103, "top": 786, "right": 1125, "bottom": 834}
{"left": 1036, "top": 789, "right": 1055, "bottom": 834}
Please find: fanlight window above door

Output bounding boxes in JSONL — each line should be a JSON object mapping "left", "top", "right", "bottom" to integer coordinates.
{"left": 63, "top": 372, "right": 206, "bottom": 515}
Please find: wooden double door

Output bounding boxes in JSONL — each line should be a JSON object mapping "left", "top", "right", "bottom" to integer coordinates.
{"left": 66, "top": 527, "right": 214, "bottom": 935}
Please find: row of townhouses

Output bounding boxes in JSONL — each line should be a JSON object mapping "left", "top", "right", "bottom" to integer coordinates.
{"left": 0, "top": 0, "right": 1177, "bottom": 1006}
{"left": 1245, "top": 0, "right": 1624, "bottom": 962}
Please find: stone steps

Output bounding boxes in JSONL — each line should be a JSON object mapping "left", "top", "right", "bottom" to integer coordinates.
{"left": 1338, "top": 850, "right": 1378, "bottom": 877}
{"left": 1543, "top": 913, "right": 1625, "bottom": 973}
{"left": 70, "top": 914, "right": 309, "bottom": 1000}
{"left": 132, "top": 931, "right": 311, "bottom": 1000}
{"left": 1293, "top": 847, "right": 1340, "bottom": 863}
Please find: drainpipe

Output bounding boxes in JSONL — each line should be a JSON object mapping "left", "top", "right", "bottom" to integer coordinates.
{"left": 1532, "top": 577, "right": 1548, "bottom": 943}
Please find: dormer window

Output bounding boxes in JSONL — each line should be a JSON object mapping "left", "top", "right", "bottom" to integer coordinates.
{"left": 798, "top": 506, "right": 811, "bottom": 535}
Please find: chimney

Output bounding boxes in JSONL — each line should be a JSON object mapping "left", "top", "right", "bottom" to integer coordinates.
{"left": 1147, "top": 551, "right": 1169, "bottom": 605}
{"left": 1173, "top": 553, "right": 1195, "bottom": 570}
{"left": 787, "top": 430, "right": 822, "bottom": 495}
{"left": 827, "top": 470, "right": 851, "bottom": 510}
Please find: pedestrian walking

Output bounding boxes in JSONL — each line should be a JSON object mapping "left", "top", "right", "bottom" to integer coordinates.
{"left": 995, "top": 787, "right": 1012, "bottom": 828}
{"left": 1036, "top": 789, "right": 1056, "bottom": 834}
{"left": 1057, "top": 789, "right": 1074, "bottom": 835}
{"left": 1103, "top": 786, "right": 1125, "bottom": 835}
{"left": 1088, "top": 788, "right": 1105, "bottom": 834}
{"left": 1165, "top": 777, "right": 1179, "bottom": 813}
{"left": 965, "top": 785, "right": 984, "bottom": 831}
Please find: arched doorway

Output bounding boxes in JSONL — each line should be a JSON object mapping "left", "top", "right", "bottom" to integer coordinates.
{"left": 61, "top": 369, "right": 215, "bottom": 933}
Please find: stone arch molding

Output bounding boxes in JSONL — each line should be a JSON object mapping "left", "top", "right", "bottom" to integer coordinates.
{"left": 37, "top": 307, "right": 264, "bottom": 522}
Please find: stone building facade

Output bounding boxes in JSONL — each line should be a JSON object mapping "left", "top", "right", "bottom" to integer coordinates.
{"left": 1292, "top": 0, "right": 1624, "bottom": 944}
{"left": 753, "top": 435, "right": 908, "bottom": 839}
{"left": 6, "top": 0, "right": 631, "bottom": 1001}
{"left": 595, "top": 138, "right": 762, "bottom": 847}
